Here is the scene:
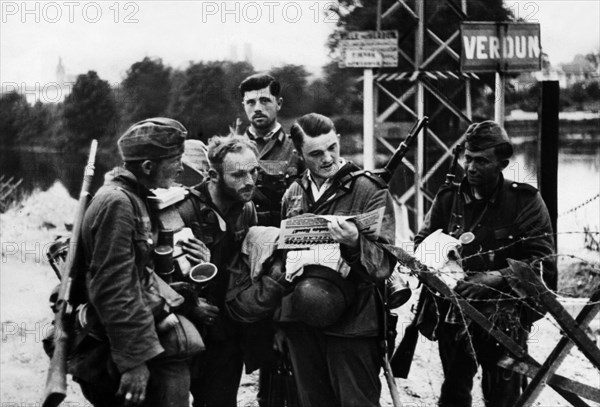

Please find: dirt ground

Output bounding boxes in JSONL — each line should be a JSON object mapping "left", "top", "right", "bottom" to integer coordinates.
{"left": 1, "top": 183, "right": 599, "bottom": 406}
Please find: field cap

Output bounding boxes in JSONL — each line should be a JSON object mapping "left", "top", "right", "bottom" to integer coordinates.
{"left": 182, "top": 140, "right": 209, "bottom": 173}
{"left": 118, "top": 117, "right": 187, "bottom": 162}
{"left": 180, "top": 139, "right": 210, "bottom": 186}
{"left": 464, "top": 120, "right": 512, "bottom": 152}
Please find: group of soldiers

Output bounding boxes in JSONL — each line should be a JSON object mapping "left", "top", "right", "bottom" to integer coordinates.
{"left": 67, "top": 73, "right": 557, "bottom": 407}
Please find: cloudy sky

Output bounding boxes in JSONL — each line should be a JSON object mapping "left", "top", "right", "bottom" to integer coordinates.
{"left": 1, "top": 0, "right": 598, "bottom": 91}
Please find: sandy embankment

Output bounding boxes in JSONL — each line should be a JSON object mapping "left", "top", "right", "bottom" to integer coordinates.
{"left": 1, "top": 183, "right": 599, "bottom": 406}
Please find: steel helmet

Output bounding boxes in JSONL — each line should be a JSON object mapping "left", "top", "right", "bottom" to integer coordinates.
{"left": 291, "top": 265, "right": 356, "bottom": 328}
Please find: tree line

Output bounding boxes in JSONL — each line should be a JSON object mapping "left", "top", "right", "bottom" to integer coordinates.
{"left": 2, "top": 0, "right": 597, "bottom": 158}
{"left": 0, "top": 58, "right": 363, "bottom": 155}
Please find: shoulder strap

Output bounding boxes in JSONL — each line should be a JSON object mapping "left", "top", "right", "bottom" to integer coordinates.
{"left": 114, "top": 186, "right": 150, "bottom": 226}
{"left": 308, "top": 168, "right": 387, "bottom": 213}
{"left": 447, "top": 183, "right": 462, "bottom": 237}
{"left": 347, "top": 169, "right": 388, "bottom": 189}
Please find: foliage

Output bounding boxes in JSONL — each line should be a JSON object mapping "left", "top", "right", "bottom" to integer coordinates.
{"left": 309, "top": 62, "right": 362, "bottom": 116}
{"left": 505, "top": 79, "right": 600, "bottom": 112}
{"left": 0, "top": 91, "right": 29, "bottom": 148}
{"left": 268, "top": 64, "right": 311, "bottom": 118}
{"left": 121, "top": 57, "right": 172, "bottom": 124}
{"left": 62, "top": 71, "right": 118, "bottom": 150}
{"left": 168, "top": 61, "right": 255, "bottom": 142}
{"left": 18, "top": 101, "right": 54, "bottom": 144}
{"left": 320, "top": 0, "right": 513, "bottom": 133}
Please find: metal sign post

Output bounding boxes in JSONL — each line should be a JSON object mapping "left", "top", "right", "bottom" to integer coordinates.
{"left": 460, "top": 22, "right": 542, "bottom": 126}
{"left": 364, "top": 68, "right": 375, "bottom": 170}
{"left": 495, "top": 72, "right": 505, "bottom": 126}
{"left": 339, "top": 30, "right": 399, "bottom": 171}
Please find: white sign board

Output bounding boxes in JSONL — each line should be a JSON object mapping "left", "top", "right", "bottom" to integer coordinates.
{"left": 460, "top": 23, "right": 541, "bottom": 72}
{"left": 339, "top": 30, "right": 398, "bottom": 68}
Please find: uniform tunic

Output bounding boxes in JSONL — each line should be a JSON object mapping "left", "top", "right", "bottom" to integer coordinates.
{"left": 415, "top": 174, "right": 556, "bottom": 407}
{"left": 280, "top": 161, "right": 396, "bottom": 407}
{"left": 245, "top": 125, "right": 304, "bottom": 227}
{"left": 75, "top": 168, "right": 191, "bottom": 407}
{"left": 177, "top": 181, "right": 288, "bottom": 407}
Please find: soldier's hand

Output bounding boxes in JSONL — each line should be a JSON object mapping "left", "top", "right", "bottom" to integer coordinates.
{"left": 328, "top": 218, "right": 359, "bottom": 248}
{"left": 180, "top": 237, "right": 211, "bottom": 264}
{"left": 193, "top": 297, "right": 220, "bottom": 325}
{"left": 117, "top": 362, "right": 150, "bottom": 406}
{"left": 454, "top": 271, "right": 505, "bottom": 300}
{"left": 265, "top": 252, "right": 289, "bottom": 285}
{"left": 273, "top": 328, "right": 287, "bottom": 353}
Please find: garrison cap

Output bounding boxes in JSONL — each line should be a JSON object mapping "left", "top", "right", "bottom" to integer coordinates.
{"left": 464, "top": 120, "right": 512, "bottom": 155}
{"left": 118, "top": 117, "right": 187, "bottom": 162}
{"left": 180, "top": 139, "right": 210, "bottom": 186}
{"left": 182, "top": 140, "right": 209, "bottom": 172}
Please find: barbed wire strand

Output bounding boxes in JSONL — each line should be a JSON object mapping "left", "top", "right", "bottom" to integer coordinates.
{"left": 558, "top": 193, "right": 600, "bottom": 218}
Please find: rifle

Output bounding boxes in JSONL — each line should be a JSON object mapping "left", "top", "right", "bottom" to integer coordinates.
{"left": 42, "top": 140, "right": 98, "bottom": 407}
{"left": 444, "top": 144, "right": 463, "bottom": 185}
{"left": 388, "top": 142, "right": 464, "bottom": 378}
{"left": 375, "top": 116, "right": 428, "bottom": 183}
{"left": 389, "top": 288, "right": 426, "bottom": 378}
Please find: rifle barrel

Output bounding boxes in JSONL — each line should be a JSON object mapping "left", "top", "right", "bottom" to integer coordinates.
{"left": 382, "top": 117, "right": 428, "bottom": 182}
{"left": 42, "top": 140, "right": 97, "bottom": 407}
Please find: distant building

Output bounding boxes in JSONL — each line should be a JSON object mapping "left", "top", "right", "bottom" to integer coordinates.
{"left": 510, "top": 54, "right": 599, "bottom": 91}
{"left": 558, "top": 54, "right": 598, "bottom": 88}
{"left": 50, "top": 57, "right": 77, "bottom": 102}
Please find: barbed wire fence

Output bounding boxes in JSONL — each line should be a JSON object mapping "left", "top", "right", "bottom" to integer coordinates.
{"left": 388, "top": 220, "right": 600, "bottom": 406}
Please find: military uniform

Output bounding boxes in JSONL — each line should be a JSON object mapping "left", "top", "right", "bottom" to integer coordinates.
{"left": 415, "top": 175, "right": 556, "bottom": 407}
{"left": 75, "top": 168, "right": 194, "bottom": 407}
{"left": 177, "top": 181, "right": 288, "bottom": 407}
{"left": 279, "top": 161, "right": 396, "bottom": 407}
{"left": 72, "top": 118, "right": 200, "bottom": 407}
{"left": 245, "top": 124, "right": 303, "bottom": 227}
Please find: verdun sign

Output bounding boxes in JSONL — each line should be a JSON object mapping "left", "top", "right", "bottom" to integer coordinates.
{"left": 460, "top": 22, "right": 541, "bottom": 72}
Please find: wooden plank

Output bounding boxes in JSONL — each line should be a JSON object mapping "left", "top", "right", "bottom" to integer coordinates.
{"left": 516, "top": 288, "right": 600, "bottom": 406}
{"left": 499, "top": 357, "right": 599, "bottom": 403}
{"left": 380, "top": 244, "right": 590, "bottom": 406}
{"left": 508, "top": 259, "right": 600, "bottom": 370}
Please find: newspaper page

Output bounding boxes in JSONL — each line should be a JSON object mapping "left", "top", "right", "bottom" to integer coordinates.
{"left": 278, "top": 207, "right": 385, "bottom": 249}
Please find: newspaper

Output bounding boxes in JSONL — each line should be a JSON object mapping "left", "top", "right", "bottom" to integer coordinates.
{"left": 278, "top": 207, "right": 385, "bottom": 249}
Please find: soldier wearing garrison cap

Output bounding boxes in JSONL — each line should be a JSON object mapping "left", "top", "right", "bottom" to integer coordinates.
{"left": 414, "top": 120, "right": 556, "bottom": 407}
{"left": 74, "top": 118, "right": 204, "bottom": 407}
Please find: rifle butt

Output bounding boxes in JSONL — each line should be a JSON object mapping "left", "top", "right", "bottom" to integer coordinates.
{"left": 383, "top": 354, "right": 402, "bottom": 407}
{"left": 42, "top": 326, "right": 68, "bottom": 407}
{"left": 42, "top": 140, "right": 97, "bottom": 407}
{"left": 390, "top": 323, "right": 419, "bottom": 378}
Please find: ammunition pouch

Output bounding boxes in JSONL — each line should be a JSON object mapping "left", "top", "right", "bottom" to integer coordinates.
{"left": 416, "top": 291, "right": 449, "bottom": 341}
{"left": 157, "top": 314, "right": 205, "bottom": 359}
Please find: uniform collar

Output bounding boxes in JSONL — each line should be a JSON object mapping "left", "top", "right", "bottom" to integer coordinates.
{"left": 106, "top": 166, "right": 153, "bottom": 198}
{"left": 459, "top": 173, "right": 504, "bottom": 205}
{"left": 247, "top": 122, "right": 283, "bottom": 142}
{"left": 195, "top": 180, "right": 247, "bottom": 218}
{"left": 306, "top": 158, "right": 347, "bottom": 190}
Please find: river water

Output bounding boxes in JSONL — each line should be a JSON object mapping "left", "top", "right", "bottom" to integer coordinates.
{"left": 1, "top": 122, "right": 599, "bottom": 240}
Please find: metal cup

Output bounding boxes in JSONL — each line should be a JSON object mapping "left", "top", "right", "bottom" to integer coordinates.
{"left": 154, "top": 245, "right": 174, "bottom": 282}
{"left": 386, "top": 268, "right": 412, "bottom": 309}
{"left": 189, "top": 262, "right": 218, "bottom": 285}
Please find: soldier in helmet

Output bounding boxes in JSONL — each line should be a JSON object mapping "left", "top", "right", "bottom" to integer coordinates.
{"left": 74, "top": 118, "right": 203, "bottom": 406}
{"left": 278, "top": 113, "right": 397, "bottom": 407}
{"left": 414, "top": 120, "right": 556, "bottom": 407}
